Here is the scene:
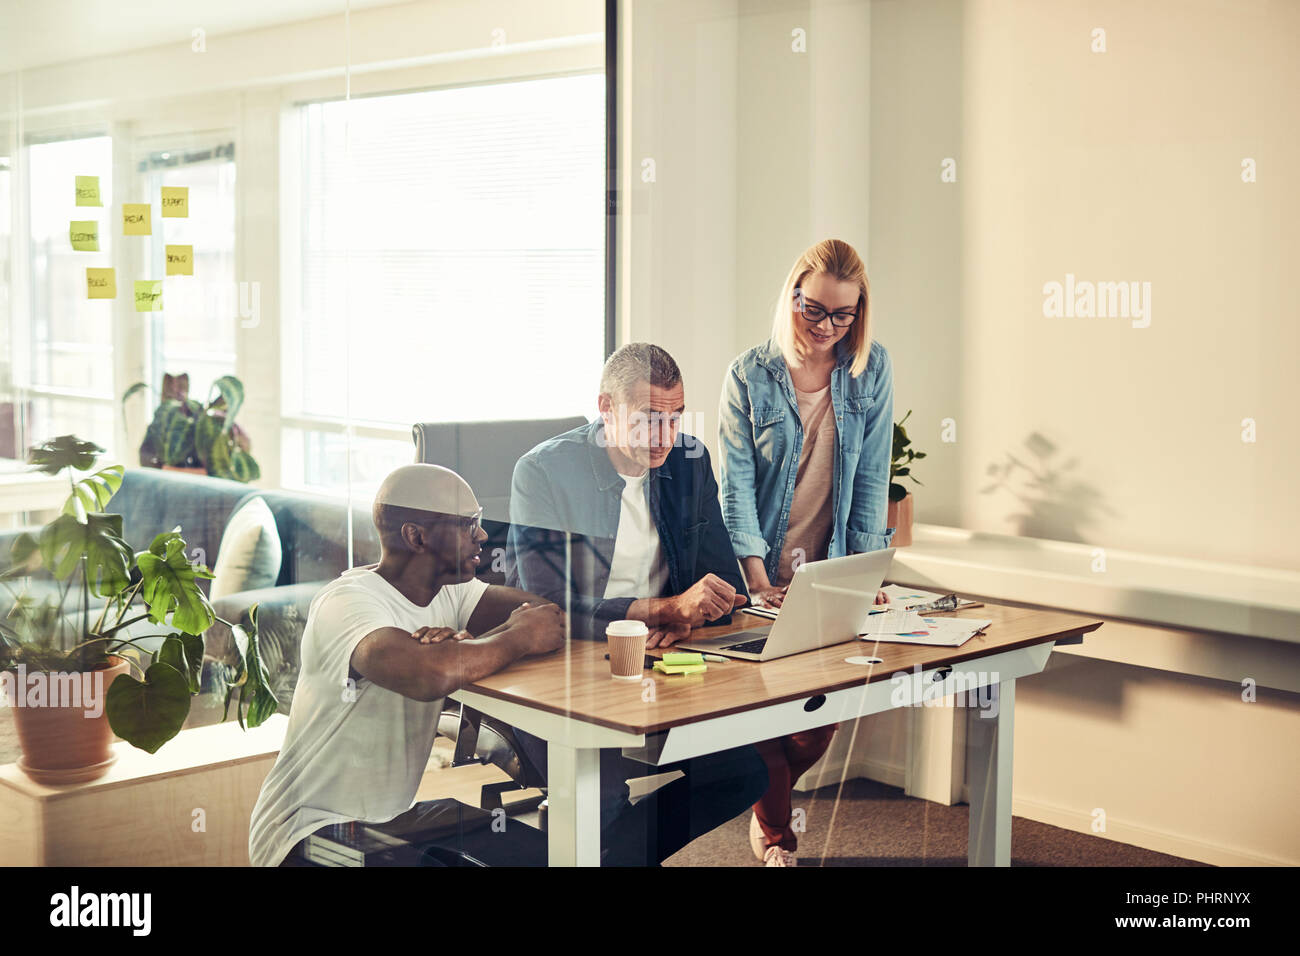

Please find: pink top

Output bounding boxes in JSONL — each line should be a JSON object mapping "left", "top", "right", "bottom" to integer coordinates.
{"left": 774, "top": 384, "right": 836, "bottom": 587}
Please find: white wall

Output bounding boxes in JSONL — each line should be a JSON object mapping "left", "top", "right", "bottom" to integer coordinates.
{"left": 619, "top": 0, "right": 1300, "bottom": 866}
{"left": 621, "top": 0, "right": 1299, "bottom": 575}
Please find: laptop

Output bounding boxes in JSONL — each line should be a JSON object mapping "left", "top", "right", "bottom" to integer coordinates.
{"left": 675, "top": 549, "right": 896, "bottom": 661}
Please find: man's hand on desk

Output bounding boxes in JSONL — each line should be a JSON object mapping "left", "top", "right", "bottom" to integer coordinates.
{"left": 646, "top": 623, "right": 691, "bottom": 649}
{"left": 504, "top": 601, "right": 566, "bottom": 656}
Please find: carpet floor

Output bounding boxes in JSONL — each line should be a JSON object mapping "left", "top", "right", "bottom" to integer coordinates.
{"left": 663, "top": 778, "right": 1207, "bottom": 867}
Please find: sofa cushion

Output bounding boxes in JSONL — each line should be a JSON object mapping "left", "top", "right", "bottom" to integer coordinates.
{"left": 114, "top": 468, "right": 253, "bottom": 585}
{"left": 253, "top": 489, "right": 381, "bottom": 587}
{"left": 210, "top": 496, "right": 282, "bottom": 600}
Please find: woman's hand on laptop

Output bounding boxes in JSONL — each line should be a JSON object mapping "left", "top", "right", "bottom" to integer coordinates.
{"left": 753, "top": 585, "right": 788, "bottom": 609}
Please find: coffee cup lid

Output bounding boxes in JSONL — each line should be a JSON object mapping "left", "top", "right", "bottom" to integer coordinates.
{"left": 606, "top": 620, "right": 649, "bottom": 637}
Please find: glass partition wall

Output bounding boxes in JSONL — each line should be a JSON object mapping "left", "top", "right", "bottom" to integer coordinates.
{"left": 0, "top": 0, "right": 608, "bottom": 796}
{"left": 0, "top": 0, "right": 1294, "bottom": 874}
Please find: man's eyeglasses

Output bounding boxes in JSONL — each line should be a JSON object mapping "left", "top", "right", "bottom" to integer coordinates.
{"left": 431, "top": 508, "right": 483, "bottom": 536}
{"left": 794, "top": 289, "right": 858, "bottom": 328}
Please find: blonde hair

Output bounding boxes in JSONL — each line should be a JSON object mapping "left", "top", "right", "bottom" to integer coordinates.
{"left": 770, "top": 238, "right": 872, "bottom": 377}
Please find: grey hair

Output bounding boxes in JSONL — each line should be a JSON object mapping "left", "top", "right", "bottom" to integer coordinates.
{"left": 598, "top": 342, "right": 682, "bottom": 400}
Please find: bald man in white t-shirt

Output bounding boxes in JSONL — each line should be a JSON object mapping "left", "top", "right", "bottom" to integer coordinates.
{"left": 249, "top": 464, "right": 564, "bottom": 867}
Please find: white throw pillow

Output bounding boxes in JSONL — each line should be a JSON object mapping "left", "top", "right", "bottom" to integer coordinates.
{"left": 210, "top": 496, "right": 282, "bottom": 599}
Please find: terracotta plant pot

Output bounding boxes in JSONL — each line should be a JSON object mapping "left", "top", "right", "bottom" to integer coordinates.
{"left": 161, "top": 464, "right": 207, "bottom": 476}
{"left": 887, "top": 492, "right": 914, "bottom": 548}
{"left": 9, "top": 655, "right": 131, "bottom": 785}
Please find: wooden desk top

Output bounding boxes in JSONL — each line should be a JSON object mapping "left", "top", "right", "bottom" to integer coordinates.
{"left": 462, "top": 603, "right": 1103, "bottom": 735}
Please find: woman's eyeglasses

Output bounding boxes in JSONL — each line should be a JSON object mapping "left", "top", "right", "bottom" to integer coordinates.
{"left": 794, "top": 289, "right": 857, "bottom": 327}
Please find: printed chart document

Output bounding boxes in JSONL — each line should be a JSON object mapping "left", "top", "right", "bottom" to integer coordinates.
{"left": 859, "top": 612, "right": 993, "bottom": 647}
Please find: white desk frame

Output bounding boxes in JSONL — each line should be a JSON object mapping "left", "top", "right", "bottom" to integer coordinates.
{"left": 453, "top": 641, "right": 1055, "bottom": 866}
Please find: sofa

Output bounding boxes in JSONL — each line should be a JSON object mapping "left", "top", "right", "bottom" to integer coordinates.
{"left": 0, "top": 466, "right": 381, "bottom": 739}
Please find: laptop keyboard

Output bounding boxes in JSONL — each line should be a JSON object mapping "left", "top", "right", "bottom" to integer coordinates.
{"left": 723, "top": 637, "right": 769, "bottom": 655}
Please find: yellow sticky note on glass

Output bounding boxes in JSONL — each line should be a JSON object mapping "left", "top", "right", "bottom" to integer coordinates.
{"left": 165, "top": 244, "right": 193, "bottom": 276}
{"left": 70, "top": 221, "right": 99, "bottom": 251}
{"left": 123, "top": 204, "right": 151, "bottom": 236}
{"left": 134, "top": 280, "right": 163, "bottom": 312}
{"left": 160, "top": 186, "right": 188, "bottom": 218}
{"left": 75, "top": 176, "right": 102, "bottom": 207}
{"left": 86, "top": 268, "right": 116, "bottom": 299}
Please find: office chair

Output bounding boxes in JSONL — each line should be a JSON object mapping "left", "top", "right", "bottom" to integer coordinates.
{"left": 414, "top": 416, "right": 585, "bottom": 827}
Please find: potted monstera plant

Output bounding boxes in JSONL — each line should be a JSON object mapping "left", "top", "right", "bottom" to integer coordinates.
{"left": 888, "top": 410, "right": 927, "bottom": 548}
{"left": 121, "top": 372, "right": 260, "bottom": 482}
{"left": 0, "top": 436, "right": 277, "bottom": 784}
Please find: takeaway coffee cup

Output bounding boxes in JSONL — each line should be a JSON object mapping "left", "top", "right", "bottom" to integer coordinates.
{"left": 606, "top": 620, "right": 648, "bottom": 680}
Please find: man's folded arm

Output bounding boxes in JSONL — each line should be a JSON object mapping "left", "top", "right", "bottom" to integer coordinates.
{"left": 349, "top": 625, "right": 530, "bottom": 702}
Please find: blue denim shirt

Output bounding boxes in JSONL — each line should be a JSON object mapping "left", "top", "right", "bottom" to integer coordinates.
{"left": 717, "top": 337, "right": 895, "bottom": 583}
{"left": 505, "top": 419, "right": 748, "bottom": 641}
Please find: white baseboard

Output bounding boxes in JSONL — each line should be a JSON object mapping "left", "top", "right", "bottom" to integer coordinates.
{"left": 793, "top": 755, "right": 906, "bottom": 793}
{"left": 1004, "top": 793, "right": 1297, "bottom": 867}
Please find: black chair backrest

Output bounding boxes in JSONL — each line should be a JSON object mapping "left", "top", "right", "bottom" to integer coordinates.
{"left": 411, "top": 417, "right": 587, "bottom": 523}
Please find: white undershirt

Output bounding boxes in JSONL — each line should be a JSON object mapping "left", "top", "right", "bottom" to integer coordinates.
{"left": 603, "top": 471, "right": 670, "bottom": 600}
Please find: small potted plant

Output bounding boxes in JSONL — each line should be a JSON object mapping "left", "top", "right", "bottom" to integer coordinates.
{"left": 121, "top": 373, "right": 260, "bottom": 482}
{"left": 0, "top": 436, "right": 277, "bottom": 784}
{"left": 888, "top": 410, "right": 926, "bottom": 548}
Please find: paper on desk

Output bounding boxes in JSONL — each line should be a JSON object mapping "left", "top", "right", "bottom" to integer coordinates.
{"left": 859, "top": 608, "right": 992, "bottom": 647}
{"left": 875, "top": 584, "right": 980, "bottom": 610}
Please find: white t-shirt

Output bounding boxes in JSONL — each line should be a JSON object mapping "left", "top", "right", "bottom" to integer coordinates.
{"left": 603, "top": 471, "right": 670, "bottom": 600}
{"left": 248, "top": 566, "right": 487, "bottom": 867}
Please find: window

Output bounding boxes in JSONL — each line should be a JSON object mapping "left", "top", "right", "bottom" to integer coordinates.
{"left": 24, "top": 135, "right": 114, "bottom": 452}
{"left": 0, "top": 152, "right": 16, "bottom": 459}
{"left": 287, "top": 72, "right": 606, "bottom": 495}
{"left": 140, "top": 142, "right": 238, "bottom": 405}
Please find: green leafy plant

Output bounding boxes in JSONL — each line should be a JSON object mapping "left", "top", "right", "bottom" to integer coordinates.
{"left": 0, "top": 435, "right": 277, "bottom": 752}
{"left": 889, "top": 409, "right": 927, "bottom": 503}
{"left": 121, "top": 372, "right": 260, "bottom": 482}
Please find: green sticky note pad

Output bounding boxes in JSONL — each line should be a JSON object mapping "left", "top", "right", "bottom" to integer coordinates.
{"left": 134, "top": 280, "right": 163, "bottom": 312}
{"left": 70, "top": 221, "right": 99, "bottom": 251}
{"left": 123, "top": 203, "right": 151, "bottom": 236}
{"left": 75, "top": 175, "right": 102, "bottom": 207}
{"left": 86, "top": 268, "right": 116, "bottom": 299}
{"left": 161, "top": 186, "right": 188, "bottom": 217}
{"left": 661, "top": 652, "right": 705, "bottom": 666}
{"left": 653, "top": 661, "right": 707, "bottom": 676}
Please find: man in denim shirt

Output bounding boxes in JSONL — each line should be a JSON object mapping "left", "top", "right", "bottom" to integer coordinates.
{"left": 505, "top": 343, "right": 766, "bottom": 865}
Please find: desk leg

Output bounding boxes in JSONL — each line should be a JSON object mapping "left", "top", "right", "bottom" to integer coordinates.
{"left": 967, "top": 677, "right": 1015, "bottom": 867}
{"left": 547, "top": 742, "right": 601, "bottom": 867}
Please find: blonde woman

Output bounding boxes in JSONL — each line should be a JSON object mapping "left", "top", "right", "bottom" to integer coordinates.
{"left": 718, "top": 238, "right": 895, "bottom": 866}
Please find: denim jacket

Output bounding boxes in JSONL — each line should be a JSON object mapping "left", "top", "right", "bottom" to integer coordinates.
{"left": 505, "top": 419, "right": 748, "bottom": 640}
{"left": 717, "top": 337, "right": 895, "bottom": 584}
